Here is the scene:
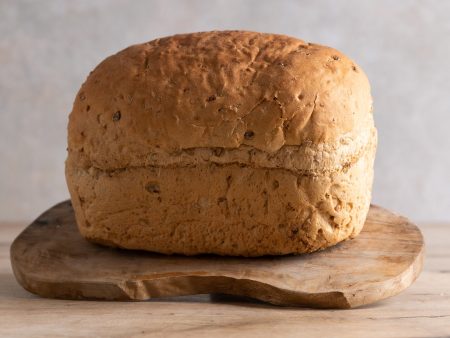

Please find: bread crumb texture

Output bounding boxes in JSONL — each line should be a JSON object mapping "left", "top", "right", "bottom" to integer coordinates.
{"left": 66, "top": 31, "right": 377, "bottom": 256}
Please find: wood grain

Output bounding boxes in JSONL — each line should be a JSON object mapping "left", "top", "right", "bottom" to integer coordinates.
{"left": 10, "top": 201, "right": 424, "bottom": 309}
{"left": 1, "top": 221, "right": 449, "bottom": 337}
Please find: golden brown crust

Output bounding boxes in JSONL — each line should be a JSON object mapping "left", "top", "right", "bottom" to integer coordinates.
{"left": 67, "top": 31, "right": 373, "bottom": 170}
{"left": 66, "top": 31, "right": 376, "bottom": 256}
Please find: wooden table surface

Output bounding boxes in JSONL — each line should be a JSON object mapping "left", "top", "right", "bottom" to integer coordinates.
{"left": 1, "top": 221, "right": 449, "bottom": 338}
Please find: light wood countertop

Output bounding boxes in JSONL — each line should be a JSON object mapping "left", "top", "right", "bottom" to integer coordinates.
{"left": 0, "top": 221, "right": 449, "bottom": 337}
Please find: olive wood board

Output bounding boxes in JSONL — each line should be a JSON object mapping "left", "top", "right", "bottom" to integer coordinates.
{"left": 10, "top": 200, "right": 424, "bottom": 309}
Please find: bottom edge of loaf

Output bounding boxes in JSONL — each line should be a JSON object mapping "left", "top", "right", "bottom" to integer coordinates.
{"left": 82, "top": 233, "right": 357, "bottom": 257}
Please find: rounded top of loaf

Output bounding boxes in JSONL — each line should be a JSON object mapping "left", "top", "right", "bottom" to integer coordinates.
{"left": 68, "top": 31, "right": 373, "bottom": 169}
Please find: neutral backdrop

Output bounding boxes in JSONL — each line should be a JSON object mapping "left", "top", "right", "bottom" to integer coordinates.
{"left": 1, "top": 0, "right": 449, "bottom": 222}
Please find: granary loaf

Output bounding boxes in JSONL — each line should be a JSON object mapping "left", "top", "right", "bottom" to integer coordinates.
{"left": 66, "top": 31, "right": 377, "bottom": 256}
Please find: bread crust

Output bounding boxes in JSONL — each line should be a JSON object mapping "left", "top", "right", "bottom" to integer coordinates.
{"left": 66, "top": 31, "right": 376, "bottom": 256}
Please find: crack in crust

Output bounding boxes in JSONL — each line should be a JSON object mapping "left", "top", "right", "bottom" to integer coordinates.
{"left": 68, "top": 128, "right": 376, "bottom": 175}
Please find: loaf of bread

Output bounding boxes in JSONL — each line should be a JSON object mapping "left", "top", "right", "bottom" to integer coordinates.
{"left": 66, "top": 31, "right": 377, "bottom": 256}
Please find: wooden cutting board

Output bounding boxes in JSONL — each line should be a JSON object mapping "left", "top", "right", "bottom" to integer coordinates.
{"left": 10, "top": 201, "right": 424, "bottom": 309}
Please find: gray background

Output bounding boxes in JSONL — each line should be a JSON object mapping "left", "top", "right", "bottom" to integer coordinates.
{"left": 1, "top": 0, "right": 449, "bottom": 222}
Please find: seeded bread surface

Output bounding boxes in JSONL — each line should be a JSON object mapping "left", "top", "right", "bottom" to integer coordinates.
{"left": 66, "top": 31, "right": 377, "bottom": 256}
